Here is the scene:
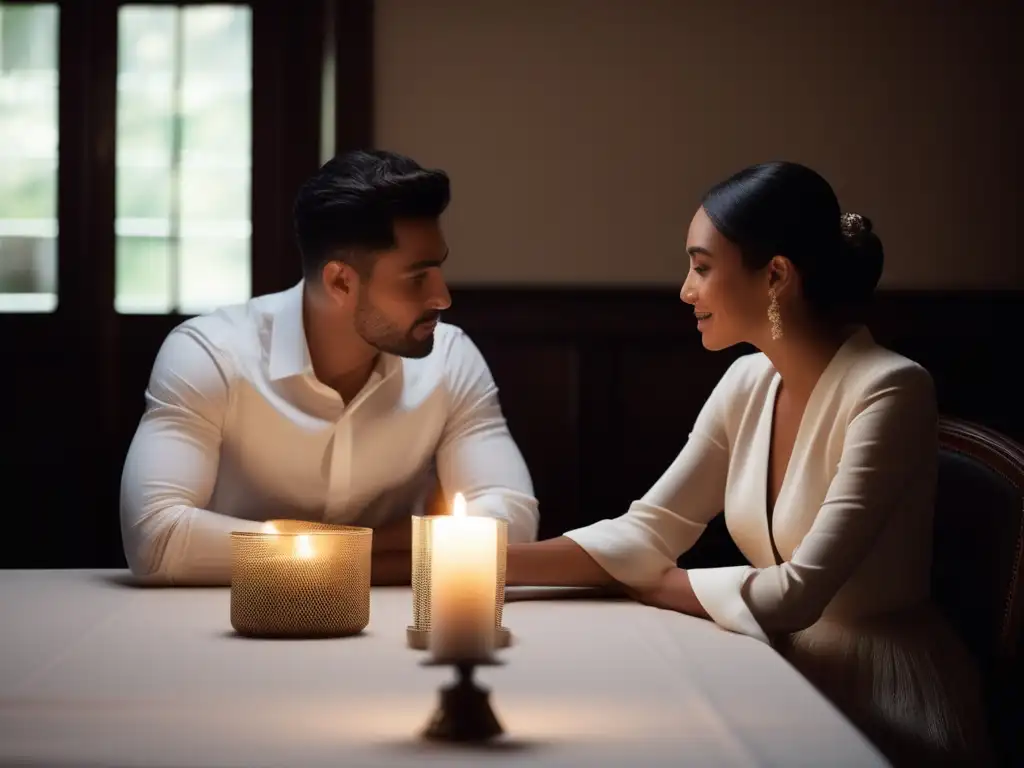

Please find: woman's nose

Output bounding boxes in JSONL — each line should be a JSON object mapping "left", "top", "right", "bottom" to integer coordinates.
{"left": 680, "top": 275, "right": 697, "bottom": 305}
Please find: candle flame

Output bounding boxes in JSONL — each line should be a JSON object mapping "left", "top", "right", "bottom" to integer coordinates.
{"left": 452, "top": 492, "right": 466, "bottom": 517}
{"left": 262, "top": 521, "right": 278, "bottom": 534}
{"left": 294, "top": 534, "right": 314, "bottom": 559}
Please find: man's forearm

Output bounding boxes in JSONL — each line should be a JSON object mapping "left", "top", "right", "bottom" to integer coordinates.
{"left": 124, "top": 504, "right": 266, "bottom": 586}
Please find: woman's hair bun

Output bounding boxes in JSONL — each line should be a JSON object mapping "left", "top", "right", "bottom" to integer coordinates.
{"left": 840, "top": 212, "right": 873, "bottom": 243}
{"left": 837, "top": 212, "right": 883, "bottom": 307}
{"left": 698, "top": 161, "right": 884, "bottom": 319}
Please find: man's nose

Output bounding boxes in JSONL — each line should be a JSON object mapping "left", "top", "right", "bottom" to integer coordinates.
{"left": 428, "top": 276, "right": 452, "bottom": 311}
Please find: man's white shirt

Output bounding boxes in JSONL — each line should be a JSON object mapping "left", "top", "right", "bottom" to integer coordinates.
{"left": 120, "top": 281, "right": 539, "bottom": 584}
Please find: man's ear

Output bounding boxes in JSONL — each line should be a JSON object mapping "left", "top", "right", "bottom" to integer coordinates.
{"left": 321, "top": 260, "right": 361, "bottom": 309}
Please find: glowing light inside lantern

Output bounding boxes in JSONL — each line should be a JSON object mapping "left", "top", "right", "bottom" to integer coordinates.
{"left": 262, "top": 522, "right": 278, "bottom": 534}
{"left": 452, "top": 492, "right": 466, "bottom": 517}
{"left": 294, "top": 534, "right": 314, "bottom": 560}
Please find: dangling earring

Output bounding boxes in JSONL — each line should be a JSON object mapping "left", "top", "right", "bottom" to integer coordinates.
{"left": 768, "top": 287, "right": 783, "bottom": 340}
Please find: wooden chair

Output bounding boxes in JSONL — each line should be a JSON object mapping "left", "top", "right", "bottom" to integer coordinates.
{"left": 932, "top": 416, "right": 1024, "bottom": 765}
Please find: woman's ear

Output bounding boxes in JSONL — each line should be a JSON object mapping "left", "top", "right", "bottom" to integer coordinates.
{"left": 767, "top": 255, "right": 796, "bottom": 297}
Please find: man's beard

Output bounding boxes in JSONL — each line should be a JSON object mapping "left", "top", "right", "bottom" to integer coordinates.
{"left": 353, "top": 294, "right": 439, "bottom": 359}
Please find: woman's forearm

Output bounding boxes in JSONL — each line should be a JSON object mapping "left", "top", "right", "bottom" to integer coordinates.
{"left": 506, "top": 536, "right": 619, "bottom": 587}
{"left": 635, "top": 567, "right": 710, "bottom": 620}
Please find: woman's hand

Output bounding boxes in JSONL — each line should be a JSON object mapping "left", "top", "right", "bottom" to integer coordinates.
{"left": 624, "top": 567, "right": 711, "bottom": 620}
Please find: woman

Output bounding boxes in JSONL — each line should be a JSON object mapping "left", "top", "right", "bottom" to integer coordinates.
{"left": 507, "top": 161, "right": 991, "bottom": 765}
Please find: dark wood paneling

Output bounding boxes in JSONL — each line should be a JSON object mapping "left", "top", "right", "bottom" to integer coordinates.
{"left": 473, "top": 339, "right": 580, "bottom": 540}
{"left": 0, "top": 0, "right": 118, "bottom": 568}
{"left": 443, "top": 287, "right": 1024, "bottom": 539}
{"left": 332, "top": 0, "right": 374, "bottom": 154}
{"left": 617, "top": 341, "right": 738, "bottom": 498}
{"left": 6, "top": 285, "right": 1020, "bottom": 570}
{"left": 250, "top": 0, "right": 327, "bottom": 296}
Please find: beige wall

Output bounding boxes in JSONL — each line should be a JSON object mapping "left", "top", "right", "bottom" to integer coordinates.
{"left": 375, "top": 0, "right": 1022, "bottom": 289}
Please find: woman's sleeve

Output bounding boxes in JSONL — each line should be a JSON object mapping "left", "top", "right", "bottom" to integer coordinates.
{"left": 687, "top": 365, "right": 937, "bottom": 644}
{"left": 563, "top": 358, "right": 749, "bottom": 587}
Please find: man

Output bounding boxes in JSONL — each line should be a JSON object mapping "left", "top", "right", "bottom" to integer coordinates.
{"left": 120, "top": 149, "right": 539, "bottom": 585}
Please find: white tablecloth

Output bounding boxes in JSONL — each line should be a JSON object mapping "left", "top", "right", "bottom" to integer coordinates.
{"left": 0, "top": 571, "right": 887, "bottom": 767}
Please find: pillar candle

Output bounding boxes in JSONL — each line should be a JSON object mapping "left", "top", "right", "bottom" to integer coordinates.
{"left": 428, "top": 493, "right": 498, "bottom": 662}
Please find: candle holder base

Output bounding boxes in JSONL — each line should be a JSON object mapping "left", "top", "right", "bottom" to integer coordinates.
{"left": 419, "top": 659, "right": 505, "bottom": 743}
{"left": 407, "top": 625, "right": 512, "bottom": 651}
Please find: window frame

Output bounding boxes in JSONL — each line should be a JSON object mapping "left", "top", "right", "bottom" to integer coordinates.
{"left": 0, "top": 0, "right": 371, "bottom": 568}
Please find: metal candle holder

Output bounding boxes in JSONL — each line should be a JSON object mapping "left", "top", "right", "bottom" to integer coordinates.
{"left": 420, "top": 659, "right": 505, "bottom": 742}
{"left": 230, "top": 520, "right": 372, "bottom": 638}
{"left": 407, "top": 514, "right": 511, "bottom": 650}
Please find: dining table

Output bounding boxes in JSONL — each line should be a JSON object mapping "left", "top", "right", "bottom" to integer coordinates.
{"left": 0, "top": 570, "right": 888, "bottom": 767}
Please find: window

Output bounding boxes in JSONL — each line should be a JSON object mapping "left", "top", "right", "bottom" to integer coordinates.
{"left": 115, "top": 4, "right": 252, "bottom": 315}
{"left": 0, "top": 3, "right": 59, "bottom": 313}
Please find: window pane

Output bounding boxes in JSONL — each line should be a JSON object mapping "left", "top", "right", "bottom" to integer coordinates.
{"left": 179, "top": 237, "right": 250, "bottom": 316}
{"left": 0, "top": 4, "right": 59, "bottom": 313}
{"left": 115, "top": 236, "right": 172, "bottom": 313}
{"left": 117, "top": 163, "right": 173, "bottom": 220}
{"left": 115, "top": 5, "right": 252, "bottom": 315}
{"left": 180, "top": 165, "right": 250, "bottom": 222}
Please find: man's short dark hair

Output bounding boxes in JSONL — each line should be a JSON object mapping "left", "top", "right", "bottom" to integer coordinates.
{"left": 293, "top": 149, "right": 451, "bottom": 278}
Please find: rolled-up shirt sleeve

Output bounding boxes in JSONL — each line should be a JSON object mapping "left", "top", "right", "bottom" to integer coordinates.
{"left": 435, "top": 328, "right": 539, "bottom": 543}
{"left": 120, "top": 325, "right": 264, "bottom": 585}
{"left": 563, "top": 358, "right": 742, "bottom": 588}
{"left": 688, "top": 366, "right": 937, "bottom": 644}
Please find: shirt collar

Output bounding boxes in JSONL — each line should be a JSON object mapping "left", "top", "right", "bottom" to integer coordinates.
{"left": 267, "top": 281, "right": 313, "bottom": 381}
{"left": 266, "top": 280, "right": 404, "bottom": 383}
